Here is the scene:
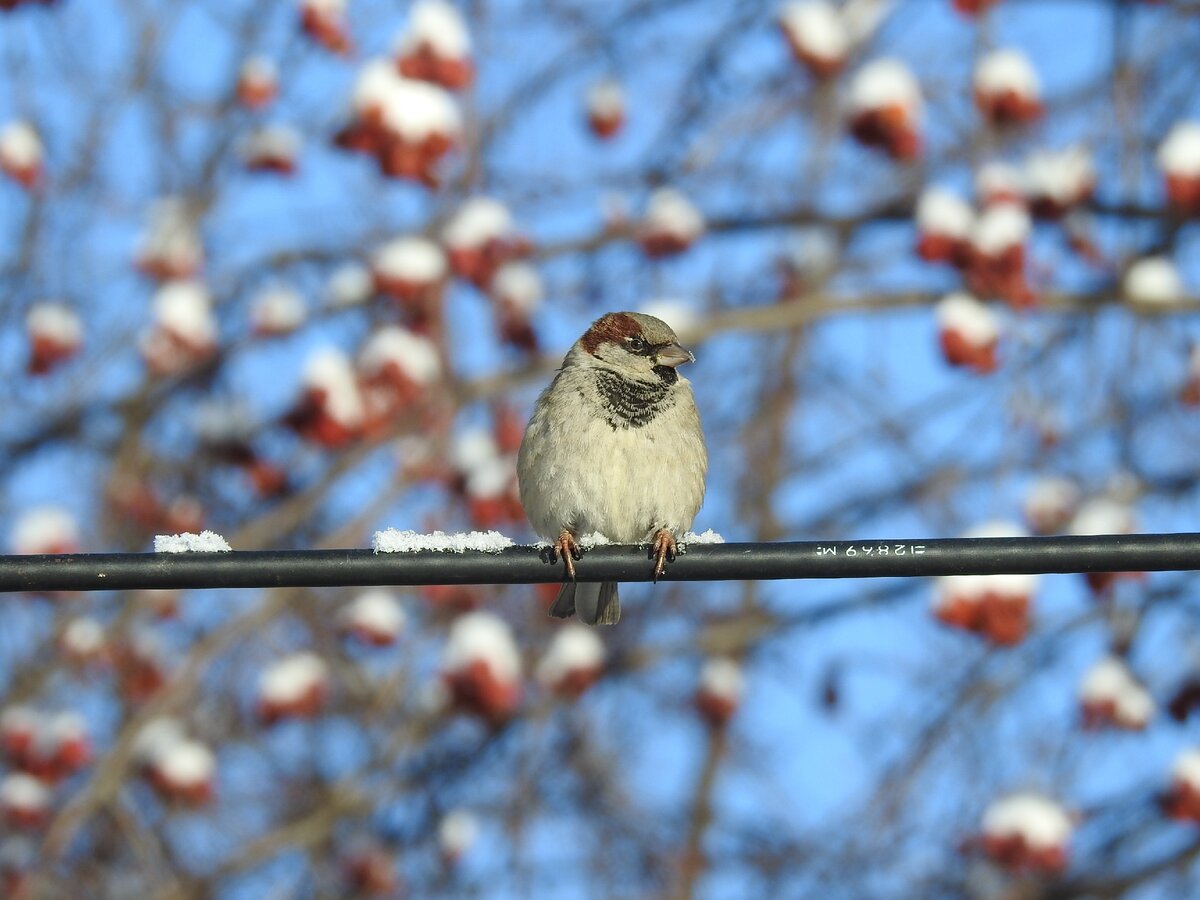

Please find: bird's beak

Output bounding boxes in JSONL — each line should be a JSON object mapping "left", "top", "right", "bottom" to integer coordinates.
{"left": 654, "top": 342, "right": 695, "bottom": 368}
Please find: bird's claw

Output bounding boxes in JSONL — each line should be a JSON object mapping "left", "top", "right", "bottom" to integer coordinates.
{"left": 551, "top": 531, "right": 582, "bottom": 580}
{"left": 649, "top": 529, "right": 677, "bottom": 583}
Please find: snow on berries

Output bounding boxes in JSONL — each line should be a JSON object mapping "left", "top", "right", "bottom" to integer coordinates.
{"left": 286, "top": 348, "right": 367, "bottom": 448}
{"left": 135, "top": 197, "right": 204, "bottom": 281}
{"left": 915, "top": 186, "right": 974, "bottom": 266}
{"left": 337, "top": 61, "right": 462, "bottom": 186}
{"left": 11, "top": 505, "right": 79, "bottom": 555}
{"left": 394, "top": 0, "right": 473, "bottom": 91}
{"left": 0, "top": 121, "right": 42, "bottom": 188}
{"left": 237, "top": 57, "right": 278, "bottom": 109}
{"left": 536, "top": 624, "right": 606, "bottom": 698}
{"left": 934, "top": 292, "right": 1001, "bottom": 374}
{"left": 241, "top": 124, "right": 301, "bottom": 175}
{"left": 932, "top": 522, "right": 1037, "bottom": 645}
{"left": 979, "top": 792, "right": 1072, "bottom": 875}
{"left": 370, "top": 235, "right": 447, "bottom": 318}
{"left": 440, "top": 612, "right": 522, "bottom": 723}
{"left": 140, "top": 280, "right": 218, "bottom": 376}
{"left": 25, "top": 302, "right": 82, "bottom": 375}
{"left": 585, "top": 79, "right": 626, "bottom": 139}
{"left": 340, "top": 589, "right": 407, "bottom": 647}
{"left": 300, "top": 0, "right": 351, "bottom": 55}
{"left": 1158, "top": 121, "right": 1200, "bottom": 215}
{"left": 1078, "top": 656, "right": 1155, "bottom": 731}
{"left": 1123, "top": 256, "right": 1185, "bottom": 309}
{"left": 1022, "top": 476, "right": 1081, "bottom": 535}
{"left": 489, "top": 262, "right": 543, "bottom": 351}
{"left": 695, "top": 657, "right": 745, "bottom": 729}
{"left": 442, "top": 197, "right": 529, "bottom": 288}
{"left": 638, "top": 188, "right": 706, "bottom": 258}
{"left": 257, "top": 652, "right": 331, "bottom": 723}
{"left": 973, "top": 49, "right": 1042, "bottom": 127}
{"left": 848, "top": 58, "right": 922, "bottom": 161}
{"left": 1164, "top": 748, "right": 1200, "bottom": 822}
{"left": 778, "top": 1, "right": 849, "bottom": 78}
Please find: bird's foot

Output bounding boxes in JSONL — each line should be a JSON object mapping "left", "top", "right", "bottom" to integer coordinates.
{"left": 649, "top": 528, "right": 678, "bottom": 582}
{"left": 550, "top": 531, "right": 582, "bottom": 580}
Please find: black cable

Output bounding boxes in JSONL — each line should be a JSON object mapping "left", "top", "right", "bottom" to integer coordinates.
{"left": 0, "top": 533, "right": 1196, "bottom": 593}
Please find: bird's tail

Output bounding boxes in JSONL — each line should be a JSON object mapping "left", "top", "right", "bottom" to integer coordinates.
{"left": 549, "top": 581, "right": 620, "bottom": 625}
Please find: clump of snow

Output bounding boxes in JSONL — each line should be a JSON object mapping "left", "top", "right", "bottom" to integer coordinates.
{"left": 260, "top": 652, "right": 328, "bottom": 705}
{"left": 0, "top": 121, "right": 42, "bottom": 168}
{"left": 916, "top": 187, "right": 974, "bottom": 238}
{"left": 850, "top": 58, "right": 921, "bottom": 114}
{"left": 586, "top": 79, "right": 625, "bottom": 118}
{"left": 1124, "top": 256, "right": 1185, "bottom": 307}
{"left": 1024, "top": 146, "right": 1094, "bottom": 206}
{"left": 373, "top": 529, "right": 515, "bottom": 553}
{"left": 971, "top": 202, "right": 1031, "bottom": 255}
{"left": 442, "top": 612, "right": 521, "bottom": 681}
{"left": 974, "top": 49, "right": 1040, "bottom": 98}
{"left": 1069, "top": 498, "right": 1135, "bottom": 536}
{"left": 975, "top": 161, "right": 1025, "bottom": 204}
{"left": 1158, "top": 121, "right": 1200, "bottom": 177}
{"left": 11, "top": 506, "right": 79, "bottom": 555}
{"left": 342, "top": 589, "right": 407, "bottom": 638}
{"left": 251, "top": 285, "right": 306, "bottom": 333}
{"left": 699, "top": 657, "right": 745, "bottom": 702}
{"left": 642, "top": 188, "right": 705, "bottom": 241}
{"left": 303, "top": 348, "right": 365, "bottom": 427}
{"left": 491, "top": 262, "right": 543, "bottom": 313}
{"left": 153, "top": 531, "right": 232, "bottom": 553}
{"left": 326, "top": 262, "right": 373, "bottom": 308}
{"left": 576, "top": 532, "right": 612, "bottom": 549}
{"left": 397, "top": 0, "right": 471, "bottom": 57}
{"left": 779, "top": 2, "right": 849, "bottom": 61}
{"left": 680, "top": 529, "right": 725, "bottom": 545}
{"left": 536, "top": 625, "right": 606, "bottom": 687}
{"left": 439, "top": 809, "right": 479, "bottom": 857}
{"left": 442, "top": 197, "right": 516, "bottom": 248}
{"left": 358, "top": 327, "right": 442, "bottom": 383}
{"left": 152, "top": 281, "right": 217, "bottom": 345}
{"left": 936, "top": 293, "right": 1000, "bottom": 344}
{"left": 26, "top": 303, "right": 82, "bottom": 344}
{"left": 372, "top": 236, "right": 447, "bottom": 284}
{"left": 982, "top": 792, "right": 1072, "bottom": 850}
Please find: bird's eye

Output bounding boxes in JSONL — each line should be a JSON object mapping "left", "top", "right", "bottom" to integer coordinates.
{"left": 627, "top": 336, "right": 647, "bottom": 352}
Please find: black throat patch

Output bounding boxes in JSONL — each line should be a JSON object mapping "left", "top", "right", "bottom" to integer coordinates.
{"left": 593, "top": 369, "right": 674, "bottom": 429}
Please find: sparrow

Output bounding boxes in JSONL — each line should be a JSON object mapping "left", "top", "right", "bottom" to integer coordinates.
{"left": 517, "top": 311, "right": 707, "bottom": 625}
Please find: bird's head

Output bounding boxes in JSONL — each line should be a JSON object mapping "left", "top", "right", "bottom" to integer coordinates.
{"left": 573, "top": 311, "right": 694, "bottom": 383}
